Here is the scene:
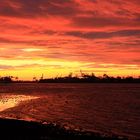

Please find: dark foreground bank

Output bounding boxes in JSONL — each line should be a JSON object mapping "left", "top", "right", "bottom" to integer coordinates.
{"left": 0, "top": 118, "right": 128, "bottom": 140}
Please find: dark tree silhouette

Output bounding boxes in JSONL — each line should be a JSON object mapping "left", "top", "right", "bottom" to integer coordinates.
{"left": 0, "top": 76, "right": 13, "bottom": 83}
{"left": 38, "top": 72, "right": 140, "bottom": 83}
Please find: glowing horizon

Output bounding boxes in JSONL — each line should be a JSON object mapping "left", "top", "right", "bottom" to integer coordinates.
{"left": 0, "top": 0, "right": 140, "bottom": 80}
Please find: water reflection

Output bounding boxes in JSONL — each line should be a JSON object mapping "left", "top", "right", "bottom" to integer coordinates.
{"left": 0, "top": 95, "right": 39, "bottom": 112}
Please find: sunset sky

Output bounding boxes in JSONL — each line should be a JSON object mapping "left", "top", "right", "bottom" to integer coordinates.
{"left": 0, "top": 0, "right": 140, "bottom": 80}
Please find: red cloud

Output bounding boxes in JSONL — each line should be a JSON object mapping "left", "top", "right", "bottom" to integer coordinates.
{"left": 0, "top": 0, "right": 140, "bottom": 78}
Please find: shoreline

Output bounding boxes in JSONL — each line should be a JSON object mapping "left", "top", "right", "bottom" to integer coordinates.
{"left": 0, "top": 117, "right": 128, "bottom": 140}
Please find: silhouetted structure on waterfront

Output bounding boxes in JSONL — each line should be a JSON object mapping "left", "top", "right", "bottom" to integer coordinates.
{"left": 39, "top": 73, "right": 140, "bottom": 83}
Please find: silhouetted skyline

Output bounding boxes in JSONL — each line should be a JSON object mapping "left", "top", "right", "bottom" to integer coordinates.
{"left": 0, "top": 73, "right": 140, "bottom": 83}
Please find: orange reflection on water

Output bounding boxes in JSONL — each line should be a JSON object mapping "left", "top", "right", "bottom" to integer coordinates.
{"left": 0, "top": 95, "right": 39, "bottom": 112}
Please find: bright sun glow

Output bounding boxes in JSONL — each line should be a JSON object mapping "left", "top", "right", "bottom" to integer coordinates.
{"left": 22, "top": 48, "right": 43, "bottom": 52}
